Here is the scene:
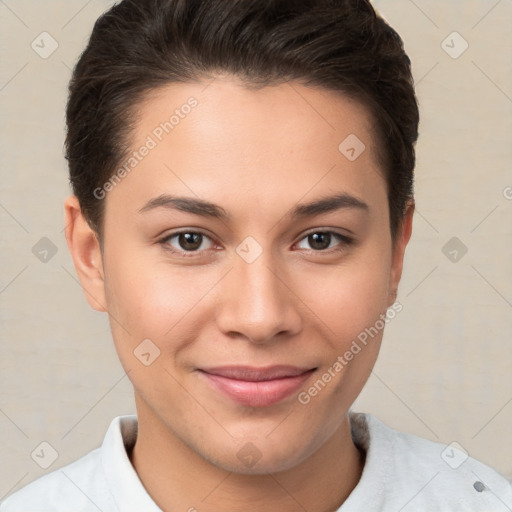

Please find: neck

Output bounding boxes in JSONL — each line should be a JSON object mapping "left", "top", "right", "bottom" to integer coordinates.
{"left": 129, "top": 400, "right": 364, "bottom": 512}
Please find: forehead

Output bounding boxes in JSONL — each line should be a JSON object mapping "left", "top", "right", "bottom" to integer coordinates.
{"left": 107, "top": 76, "right": 387, "bottom": 225}
{"left": 133, "top": 76, "right": 377, "bottom": 162}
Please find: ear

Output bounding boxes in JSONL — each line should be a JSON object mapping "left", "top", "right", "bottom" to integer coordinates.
{"left": 387, "top": 198, "right": 414, "bottom": 306}
{"left": 64, "top": 195, "right": 107, "bottom": 312}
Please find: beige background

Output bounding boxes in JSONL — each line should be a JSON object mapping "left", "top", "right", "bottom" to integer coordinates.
{"left": 0, "top": 0, "right": 511, "bottom": 499}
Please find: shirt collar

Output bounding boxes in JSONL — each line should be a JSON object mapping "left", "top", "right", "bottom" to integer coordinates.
{"left": 101, "top": 415, "right": 162, "bottom": 512}
{"left": 101, "top": 412, "right": 387, "bottom": 512}
{"left": 339, "top": 411, "right": 391, "bottom": 510}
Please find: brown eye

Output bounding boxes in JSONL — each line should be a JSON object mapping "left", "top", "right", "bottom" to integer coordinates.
{"left": 178, "top": 232, "right": 203, "bottom": 251}
{"left": 308, "top": 232, "right": 332, "bottom": 250}
{"left": 160, "top": 231, "right": 215, "bottom": 254}
{"left": 296, "top": 231, "right": 353, "bottom": 252}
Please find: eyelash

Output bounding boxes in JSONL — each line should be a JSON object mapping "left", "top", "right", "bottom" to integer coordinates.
{"left": 158, "top": 229, "right": 354, "bottom": 259}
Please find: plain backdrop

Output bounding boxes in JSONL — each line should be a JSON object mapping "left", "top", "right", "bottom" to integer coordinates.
{"left": 0, "top": 0, "right": 511, "bottom": 498}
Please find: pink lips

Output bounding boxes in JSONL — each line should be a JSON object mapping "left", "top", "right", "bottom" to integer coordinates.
{"left": 198, "top": 365, "right": 315, "bottom": 407}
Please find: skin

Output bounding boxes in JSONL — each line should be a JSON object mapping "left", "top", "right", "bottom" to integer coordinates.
{"left": 64, "top": 76, "right": 414, "bottom": 512}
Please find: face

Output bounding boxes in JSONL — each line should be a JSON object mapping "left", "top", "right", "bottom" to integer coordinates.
{"left": 67, "top": 76, "right": 413, "bottom": 474}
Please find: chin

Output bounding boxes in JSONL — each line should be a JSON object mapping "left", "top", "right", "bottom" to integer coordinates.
{"left": 198, "top": 429, "right": 321, "bottom": 476}
{"left": 209, "top": 447, "right": 307, "bottom": 476}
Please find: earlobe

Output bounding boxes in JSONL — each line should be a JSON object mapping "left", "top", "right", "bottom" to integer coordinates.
{"left": 63, "top": 195, "right": 108, "bottom": 312}
{"left": 388, "top": 199, "right": 415, "bottom": 307}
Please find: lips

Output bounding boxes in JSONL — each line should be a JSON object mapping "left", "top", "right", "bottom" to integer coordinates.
{"left": 198, "top": 365, "right": 316, "bottom": 407}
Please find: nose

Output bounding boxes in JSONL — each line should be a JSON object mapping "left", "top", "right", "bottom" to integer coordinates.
{"left": 215, "top": 249, "right": 303, "bottom": 345}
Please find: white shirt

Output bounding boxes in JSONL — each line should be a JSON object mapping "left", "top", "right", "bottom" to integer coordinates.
{"left": 1, "top": 412, "right": 511, "bottom": 511}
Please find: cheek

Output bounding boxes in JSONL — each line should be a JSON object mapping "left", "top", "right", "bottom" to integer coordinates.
{"left": 103, "top": 262, "right": 206, "bottom": 397}
{"left": 104, "top": 228, "right": 392, "bottom": 361}
{"left": 294, "top": 259, "right": 391, "bottom": 418}
{"left": 292, "top": 253, "right": 392, "bottom": 343}
{"left": 103, "top": 251, "right": 214, "bottom": 353}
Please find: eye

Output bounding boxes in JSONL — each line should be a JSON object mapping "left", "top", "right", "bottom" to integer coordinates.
{"left": 158, "top": 229, "right": 354, "bottom": 258}
{"left": 295, "top": 231, "right": 353, "bottom": 252}
{"left": 159, "top": 230, "right": 216, "bottom": 256}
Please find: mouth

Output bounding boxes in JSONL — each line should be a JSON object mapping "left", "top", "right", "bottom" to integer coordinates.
{"left": 197, "top": 365, "right": 316, "bottom": 407}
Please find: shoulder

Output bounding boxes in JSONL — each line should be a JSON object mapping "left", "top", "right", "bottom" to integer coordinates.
{"left": 348, "top": 412, "right": 512, "bottom": 511}
{"left": 0, "top": 447, "right": 114, "bottom": 512}
{"left": 0, "top": 415, "right": 137, "bottom": 512}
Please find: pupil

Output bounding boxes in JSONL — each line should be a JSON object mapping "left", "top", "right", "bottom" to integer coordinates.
{"left": 180, "top": 233, "right": 202, "bottom": 250}
{"left": 309, "top": 232, "right": 331, "bottom": 250}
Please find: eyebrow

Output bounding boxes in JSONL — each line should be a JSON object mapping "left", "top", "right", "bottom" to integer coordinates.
{"left": 138, "top": 192, "right": 369, "bottom": 220}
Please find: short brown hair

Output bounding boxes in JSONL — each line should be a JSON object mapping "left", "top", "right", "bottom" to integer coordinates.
{"left": 65, "top": 0, "right": 419, "bottom": 243}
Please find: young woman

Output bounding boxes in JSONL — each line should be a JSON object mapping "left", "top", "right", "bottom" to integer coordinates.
{"left": 2, "top": 1, "right": 511, "bottom": 510}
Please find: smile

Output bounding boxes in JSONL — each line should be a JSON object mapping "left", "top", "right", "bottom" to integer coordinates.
{"left": 197, "top": 365, "right": 316, "bottom": 407}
